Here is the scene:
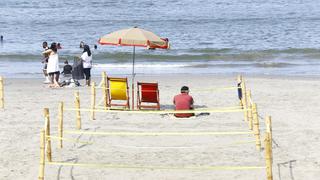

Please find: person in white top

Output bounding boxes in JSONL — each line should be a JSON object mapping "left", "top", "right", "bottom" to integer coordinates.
{"left": 42, "top": 42, "right": 60, "bottom": 88}
{"left": 81, "top": 44, "right": 92, "bottom": 86}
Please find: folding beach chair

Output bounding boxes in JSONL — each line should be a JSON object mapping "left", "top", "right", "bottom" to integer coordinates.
{"left": 107, "top": 77, "right": 130, "bottom": 109}
{"left": 137, "top": 82, "right": 160, "bottom": 110}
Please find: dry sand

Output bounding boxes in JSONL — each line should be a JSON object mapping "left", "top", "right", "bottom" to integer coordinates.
{"left": 0, "top": 74, "right": 319, "bottom": 180}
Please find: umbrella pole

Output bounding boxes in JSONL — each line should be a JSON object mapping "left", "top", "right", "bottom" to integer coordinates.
{"left": 132, "top": 46, "right": 135, "bottom": 110}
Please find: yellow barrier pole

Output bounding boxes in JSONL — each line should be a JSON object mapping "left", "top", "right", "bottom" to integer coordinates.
{"left": 265, "top": 131, "right": 273, "bottom": 180}
{"left": 0, "top": 76, "right": 4, "bottom": 109}
{"left": 237, "top": 75, "right": 243, "bottom": 107}
{"left": 75, "top": 91, "right": 81, "bottom": 130}
{"left": 44, "top": 108, "right": 52, "bottom": 162}
{"left": 252, "top": 103, "right": 261, "bottom": 151}
{"left": 38, "top": 129, "right": 45, "bottom": 180}
{"left": 247, "top": 90, "right": 253, "bottom": 130}
{"left": 266, "top": 116, "right": 272, "bottom": 140}
{"left": 58, "top": 102, "right": 64, "bottom": 148}
{"left": 101, "top": 71, "right": 108, "bottom": 110}
{"left": 240, "top": 76, "right": 244, "bottom": 107}
{"left": 241, "top": 81, "right": 248, "bottom": 122}
{"left": 91, "top": 82, "right": 96, "bottom": 120}
{"left": 266, "top": 116, "right": 273, "bottom": 162}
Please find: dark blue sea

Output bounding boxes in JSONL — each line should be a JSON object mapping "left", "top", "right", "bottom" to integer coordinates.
{"left": 1, "top": 0, "right": 320, "bottom": 77}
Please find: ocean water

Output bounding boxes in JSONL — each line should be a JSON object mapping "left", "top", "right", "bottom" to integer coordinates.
{"left": 1, "top": 0, "right": 320, "bottom": 77}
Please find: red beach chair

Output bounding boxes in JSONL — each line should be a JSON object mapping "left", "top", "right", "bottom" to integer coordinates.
{"left": 137, "top": 82, "right": 160, "bottom": 110}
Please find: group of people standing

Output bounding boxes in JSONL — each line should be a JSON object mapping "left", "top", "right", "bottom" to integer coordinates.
{"left": 41, "top": 41, "right": 93, "bottom": 88}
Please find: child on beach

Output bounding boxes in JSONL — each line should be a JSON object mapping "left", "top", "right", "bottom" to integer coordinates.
{"left": 61, "top": 60, "right": 72, "bottom": 77}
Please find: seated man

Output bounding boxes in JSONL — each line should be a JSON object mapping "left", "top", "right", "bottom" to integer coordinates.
{"left": 173, "top": 86, "right": 195, "bottom": 118}
{"left": 61, "top": 60, "right": 72, "bottom": 77}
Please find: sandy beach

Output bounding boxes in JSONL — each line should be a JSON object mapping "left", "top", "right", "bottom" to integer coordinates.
{"left": 2, "top": 0, "right": 320, "bottom": 179}
{"left": 0, "top": 74, "right": 319, "bottom": 180}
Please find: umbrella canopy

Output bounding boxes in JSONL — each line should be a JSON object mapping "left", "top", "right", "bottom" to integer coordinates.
{"left": 99, "top": 27, "right": 169, "bottom": 49}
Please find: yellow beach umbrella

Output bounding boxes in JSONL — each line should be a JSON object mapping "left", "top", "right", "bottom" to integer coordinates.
{"left": 99, "top": 26, "right": 169, "bottom": 49}
{"left": 98, "top": 27, "right": 169, "bottom": 109}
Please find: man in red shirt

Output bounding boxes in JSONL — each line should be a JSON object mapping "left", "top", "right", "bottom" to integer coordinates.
{"left": 173, "top": 86, "right": 195, "bottom": 118}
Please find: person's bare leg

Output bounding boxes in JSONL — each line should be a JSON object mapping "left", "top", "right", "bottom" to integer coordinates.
{"left": 86, "top": 79, "right": 91, "bottom": 86}
{"left": 43, "top": 69, "right": 47, "bottom": 77}
{"left": 48, "top": 74, "right": 54, "bottom": 87}
{"left": 53, "top": 73, "right": 60, "bottom": 87}
{"left": 43, "top": 69, "right": 51, "bottom": 83}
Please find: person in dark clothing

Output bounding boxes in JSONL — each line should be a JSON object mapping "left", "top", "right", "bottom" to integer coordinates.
{"left": 72, "top": 57, "right": 84, "bottom": 81}
{"left": 61, "top": 60, "right": 72, "bottom": 76}
{"left": 237, "top": 75, "right": 243, "bottom": 107}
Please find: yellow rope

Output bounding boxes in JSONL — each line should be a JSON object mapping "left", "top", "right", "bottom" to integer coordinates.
{"left": 109, "top": 140, "right": 256, "bottom": 149}
{"left": 193, "top": 86, "right": 240, "bottom": 92}
{"left": 93, "top": 105, "right": 243, "bottom": 111}
{"left": 46, "top": 135, "right": 93, "bottom": 145}
{"left": 95, "top": 86, "right": 240, "bottom": 92}
{"left": 64, "top": 108, "right": 251, "bottom": 114}
{"left": 47, "top": 161, "right": 265, "bottom": 170}
{"left": 64, "top": 130, "right": 254, "bottom": 136}
{"left": 95, "top": 106, "right": 128, "bottom": 111}
{"left": 190, "top": 106, "right": 242, "bottom": 110}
